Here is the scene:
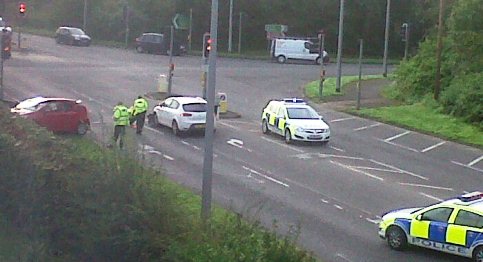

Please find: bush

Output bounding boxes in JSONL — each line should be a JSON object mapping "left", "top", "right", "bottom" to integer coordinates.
{"left": 440, "top": 72, "right": 483, "bottom": 126}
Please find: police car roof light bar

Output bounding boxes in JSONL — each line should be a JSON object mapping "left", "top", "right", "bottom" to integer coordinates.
{"left": 457, "top": 191, "right": 483, "bottom": 202}
{"left": 283, "top": 98, "right": 305, "bottom": 104}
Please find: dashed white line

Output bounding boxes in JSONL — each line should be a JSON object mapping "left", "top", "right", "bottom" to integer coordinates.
{"left": 148, "top": 150, "right": 162, "bottom": 155}
{"left": 421, "top": 141, "right": 446, "bottom": 153}
{"left": 420, "top": 192, "right": 443, "bottom": 202}
{"left": 330, "top": 117, "right": 355, "bottom": 123}
{"left": 181, "top": 140, "right": 190, "bottom": 146}
{"left": 260, "top": 136, "right": 304, "bottom": 153}
{"left": 163, "top": 154, "right": 174, "bottom": 160}
{"left": 353, "top": 123, "right": 381, "bottom": 131}
{"left": 334, "top": 204, "right": 343, "bottom": 210}
{"left": 330, "top": 160, "right": 384, "bottom": 181}
{"left": 399, "top": 183, "right": 453, "bottom": 191}
{"left": 329, "top": 146, "right": 345, "bottom": 152}
{"left": 318, "top": 154, "right": 365, "bottom": 161}
{"left": 192, "top": 145, "right": 201, "bottom": 150}
{"left": 321, "top": 199, "right": 329, "bottom": 204}
{"left": 242, "top": 166, "right": 289, "bottom": 188}
{"left": 350, "top": 166, "right": 401, "bottom": 173}
{"left": 384, "top": 131, "right": 411, "bottom": 142}
{"left": 451, "top": 161, "right": 483, "bottom": 173}
{"left": 369, "top": 159, "right": 428, "bottom": 180}
{"left": 366, "top": 218, "right": 381, "bottom": 224}
{"left": 468, "top": 155, "right": 483, "bottom": 167}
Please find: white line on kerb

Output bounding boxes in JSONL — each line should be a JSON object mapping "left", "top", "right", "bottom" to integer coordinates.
{"left": 321, "top": 199, "right": 329, "bottom": 204}
{"left": 451, "top": 161, "right": 483, "bottom": 173}
{"left": 354, "top": 123, "right": 381, "bottom": 131}
{"left": 468, "top": 155, "right": 483, "bottom": 167}
{"left": 420, "top": 192, "right": 443, "bottom": 202}
{"left": 421, "top": 141, "right": 446, "bottom": 153}
{"left": 399, "top": 183, "right": 453, "bottom": 191}
{"left": 163, "top": 154, "right": 174, "bottom": 160}
{"left": 334, "top": 204, "right": 343, "bottom": 210}
{"left": 384, "top": 131, "right": 411, "bottom": 142}
{"left": 260, "top": 136, "right": 304, "bottom": 153}
{"left": 330, "top": 117, "right": 355, "bottom": 123}
{"left": 242, "top": 166, "right": 289, "bottom": 188}
{"left": 330, "top": 160, "right": 384, "bottom": 181}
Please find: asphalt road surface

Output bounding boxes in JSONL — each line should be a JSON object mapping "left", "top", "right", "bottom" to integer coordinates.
{"left": 3, "top": 34, "right": 482, "bottom": 262}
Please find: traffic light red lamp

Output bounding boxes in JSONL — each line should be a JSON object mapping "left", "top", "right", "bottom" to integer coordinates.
{"left": 19, "top": 2, "right": 27, "bottom": 16}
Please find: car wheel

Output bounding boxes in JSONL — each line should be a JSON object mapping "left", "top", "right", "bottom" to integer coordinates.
{"left": 386, "top": 226, "right": 407, "bottom": 251}
{"left": 77, "top": 123, "right": 89, "bottom": 135}
{"left": 474, "top": 246, "right": 483, "bottom": 262}
{"left": 277, "top": 55, "right": 286, "bottom": 64}
{"left": 55, "top": 38, "right": 61, "bottom": 44}
{"left": 284, "top": 129, "right": 292, "bottom": 144}
{"left": 172, "top": 121, "right": 180, "bottom": 136}
{"left": 136, "top": 46, "right": 143, "bottom": 53}
{"left": 262, "top": 119, "right": 270, "bottom": 134}
{"left": 316, "top": 57, "right": 322, "bottom": 65}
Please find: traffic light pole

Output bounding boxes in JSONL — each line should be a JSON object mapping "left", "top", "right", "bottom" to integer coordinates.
{"left": 382, "top": 0, "right": 391, "bottom": 77}
{"left": 201, "top": 0, "right": 218, "bottom": 224}
{"left": 0, "top": 31, "right": 4, "bottom": 100}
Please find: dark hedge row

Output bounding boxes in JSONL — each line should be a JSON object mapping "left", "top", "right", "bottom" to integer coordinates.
{"left": 0, "top": 107, "right": 316, "bottom": 262}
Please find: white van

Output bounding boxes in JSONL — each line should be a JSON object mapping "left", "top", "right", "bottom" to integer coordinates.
{"left": 271, "top": 38, "right": 329, "bottom": 64}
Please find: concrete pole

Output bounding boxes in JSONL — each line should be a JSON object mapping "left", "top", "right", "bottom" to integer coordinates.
{"left": 382, "top": 0, "right": 391, "bottom": 77}
{"left": 335, "top": 0, "right": 345, "bottom": 93}
{"left": 357, "top": 39, "right": 363, "bottom": 110}
{"left": 404, "top": 23, "right": 409, "bottom": 60}
{"left": 318, "top": 33, "right": 325, "bottom": 98}
{"left": 434, "top": 0, "right": 444, "bottom": 100}
{"left": 189, "top": 8, "right": 193, "bottom": 52}
{"left": 0, "top": 31, "right": 3, "bottom": 100}
{"left": 228, "top": 0, "right": 233, "bottom": 52}
{"left": 83, "top": 0, "right": 88, "bottom": 32}
{"left": 167, "top": 26, "right": 174, "bottom": 96}
{"left": 238, "top": 12, "right": 242, "bottom": 54}
{"left": 124, "top": 5, "right": 130, "bottom": 48}
{"left": 201, "top": 0, "right": 218, "bottom": 223}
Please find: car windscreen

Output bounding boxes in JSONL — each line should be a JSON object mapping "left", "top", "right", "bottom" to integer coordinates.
{"left": 183, "top": 103, "right": 206, "bottom": 112}
{"left": 70, "top": 28, "right": 85, "bottom": 35}
{"left": 287, "top": 107, "right": 320, "bottom": 119}
{"left": 15, "top": 98, "right": 45, "bottom": 111}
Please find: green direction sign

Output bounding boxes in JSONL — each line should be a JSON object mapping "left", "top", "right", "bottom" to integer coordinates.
{"left": 173, "top": 13, "right": 189, "bottom": 30}
{"left": 264, "top": 24, "right": 288, "bottom": 33}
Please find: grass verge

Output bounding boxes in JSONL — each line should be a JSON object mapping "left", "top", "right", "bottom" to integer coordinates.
{"left": 348, "top": 103, "right": 483, "bottom": 147}
{"left": 305, "top": 74, "right": 388, "bottom": 98}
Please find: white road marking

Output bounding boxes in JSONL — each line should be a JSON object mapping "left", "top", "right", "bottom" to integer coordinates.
{"left": 399, "top": 183, "right": 453, "bottom": 191}
{"left": 335, "top": 253, "right": 354, "bottom": 262}
{"left": 451, "top": 161, "right": 483, "bottom": 173}
{"left": 192, "top": 145, "right": 201, "bottom": 150}
{"left": 91, "top": 121, "right": 101, "bottom": 124}
{"left": 148, "top": 150, "right": 162, "bottom": 155}
{"left": 334, "top": 204, "right": 343, "bottom": 210}
{"left": 227, "top": 138, "right": 244, "bottom": 148}
{"left": 369, "top": 159, "right": 429, "bottom": 180}
{"left": 353, "top": 123, "right": 381, "bottom": 131}
{"left": 468, "top": 155, "right": 483, "bottom": 167}
{"left": 181, "top": 140, "right": 190, "bottom": 146}
{"left": 381, "top": 139, "right": 420, "bottom": 153}
{"left": 321, "top": 199, "right": 329, "bottom": 204}
{"left": 330, "top": 117, "right": 355, "bottom": 123}
{"left": 384, "top": 131, "right": 411, "bottom": 142}
{"left": 318, "top": 154, "right": 365, "bottom": 161}
{"left": 145, "top": 126, "right": 164, "bottom": 134}
{"left": 242, "top": 166, "right": 289, "bottom": 188}
{"left": 350, "top": 166, "right": 401, "bottom": 173}
{"left": 366, "top": 218, "right": 381, "bottom": 224}
{"left": 330, "top": 160, "right": 384, "bottom": 181}
{"left": 329, "top": 146, "right": 345, "bottom": 152}
{"left": 219, "top": 121, "right": 240, "bottom": 130}
{"left": 420, "top": 192, "right": 443, "bottom": 202}
{"left": 421, "top": 141, "right": 446, "bottom": 153}
{"left": 163, "top": 154, "right": 174, "bottom": 160}
{"left": 260, "top": 136, "right": 304, "bottom": 153}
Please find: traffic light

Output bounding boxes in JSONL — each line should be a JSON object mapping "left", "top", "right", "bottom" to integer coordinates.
{"left": 400, "top": 23, "right": 408, "bottom": 42}
{"left": 202, "top": 33, "right": 211, "bottom": 59}
{"left": 19, "top": 2, "right": 27, "bottom": 16}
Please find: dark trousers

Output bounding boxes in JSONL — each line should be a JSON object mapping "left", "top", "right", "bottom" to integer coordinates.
{"left": 113, "top": 125, "right": 126, "bottom": 148}
{"left": 134, "top": 111, "right": 146, "bottom": 134}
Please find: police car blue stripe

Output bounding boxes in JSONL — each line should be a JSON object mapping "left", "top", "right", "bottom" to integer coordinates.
{"left": 429, "top": 222, "right": 447, "bottom": 243}
{"left": 395, "top": 218, "right": 411, "bottom": 234}
{"left": 468, "top": 231, "right": 483, "bottom": 248}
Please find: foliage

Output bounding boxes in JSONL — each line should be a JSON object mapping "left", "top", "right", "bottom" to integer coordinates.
{"left": 0, "top": 106, "right": 316, "bottom": 261}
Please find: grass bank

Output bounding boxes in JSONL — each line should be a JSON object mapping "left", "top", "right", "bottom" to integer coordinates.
{"left": 0, "top": 104, "right": 316, "bottom": 262}
{"left": 305, "top": 74, "right": 388, "bottom": 98}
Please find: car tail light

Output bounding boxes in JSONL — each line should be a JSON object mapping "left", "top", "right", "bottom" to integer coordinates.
{"left": 181, "top": 113, "right": 192, "bottom": 117}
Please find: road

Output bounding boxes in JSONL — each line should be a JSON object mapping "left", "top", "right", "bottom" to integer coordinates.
{"left": 4, "top": 34, "right": 482, "bottom": 262}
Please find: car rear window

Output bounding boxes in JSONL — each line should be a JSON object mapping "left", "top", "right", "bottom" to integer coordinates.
{"left": 183, "top": 103, "right": 206, "bottom": 112}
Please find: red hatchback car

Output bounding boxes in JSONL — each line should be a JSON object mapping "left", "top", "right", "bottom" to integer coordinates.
{"left": 11, "top": 97, "right": 91, "bottom": 135}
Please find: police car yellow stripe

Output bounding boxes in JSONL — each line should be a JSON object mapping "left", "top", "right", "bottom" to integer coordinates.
{"left": 446, "top": 225, "right": 467, "bottom": 246}
{"left": 269, "top": 114, "right": 276, "bottom": 125}
{"left": 410, "top": 220, "right": 430, "bottom": 238}
{"left": 278, "top": 118, "right": 286, "bottom": 130}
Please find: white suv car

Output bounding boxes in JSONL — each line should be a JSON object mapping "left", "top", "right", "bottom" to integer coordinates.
{"left": 152, "top": 96, "right": 216, "bottom": 136}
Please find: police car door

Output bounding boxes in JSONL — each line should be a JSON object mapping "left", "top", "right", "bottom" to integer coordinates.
{"left": 274, "top": 106, "right": 287, "bottom": 135}
{"left": 410, "top": 207, "right": 454, "bottom": 246}
{"left": 447, "top": 209, "right": 483, "bottom": 252}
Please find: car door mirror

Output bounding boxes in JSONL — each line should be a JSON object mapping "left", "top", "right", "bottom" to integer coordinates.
{"left": 416, "top": 214, "right": 422, "bottom": 221}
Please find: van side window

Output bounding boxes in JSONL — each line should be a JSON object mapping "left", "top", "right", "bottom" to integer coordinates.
{"left": 304, "top": 42, "right": 310, "bottom": 49}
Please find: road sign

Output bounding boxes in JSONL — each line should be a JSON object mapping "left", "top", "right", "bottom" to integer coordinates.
{"left": 264, "top": 24, "right": 288, "bottom": 33}
{"left": 172, "top": 13, "right": 189, "bottom": 30}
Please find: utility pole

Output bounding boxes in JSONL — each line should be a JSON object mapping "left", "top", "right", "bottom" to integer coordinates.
{"left": 318, "top": 32, "right": 325, "bottom": 98}
{"left": 167, "top": 26, "right": 175, "bottom": 96}
{"left": 403, "top": 23, "right": 410, "bottom": 60}
{"left": 238, "top": 12, "right": 243, "bottom": 54}
{"left": 335, "top": 0, "right": 345, "bottom": 93}
{"left": 0, "top": 30, "right": 4, "bottom": 100}
{"left": 382, "top": 0, "right": 391, "bottom": 77}
{"left": 357, "top": 39, "right": 363, "bottom": 110}
{"left": 201, "top": 0, "right": 218, "bottom": 223}
{"left": 124, "top": 4, "right": 130, "bottom": 48}
{"left": 189, "top": 8, "right": 193, "bottom": 52}
{"left": 228, "top": 0, "right": 233, "bottom": 52}
{"left": 434, "top": 0, "right": 444, "bottom": 101}
{"left": 83, "top": 0, "right": 88, "bottom": 32}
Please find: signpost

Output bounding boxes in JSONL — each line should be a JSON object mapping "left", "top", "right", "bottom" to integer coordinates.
{"left": 173, "top": 13, "right": 189, "bottom": 30}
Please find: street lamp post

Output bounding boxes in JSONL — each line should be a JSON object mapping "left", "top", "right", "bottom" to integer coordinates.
{"left": 238, "top": 12, "right": 243, "bottom": 54}
{"left": 228, "top": 0, "right": 233, "bottom": 52}
{"left": 382, "top": 0, "right": 391, "bottom": 77}
{"left": 335, "top": 0, "right": 345, "bottom": 93}
{"left": 83, "top": 0, "right": 88, "bottom": 32}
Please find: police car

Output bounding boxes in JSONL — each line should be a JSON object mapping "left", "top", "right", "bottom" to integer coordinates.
{"left": 378, "top": 191, "right": 483, "bottom": 261}
{"left": 261, "top": 98, "right": 330, "bottom": 144}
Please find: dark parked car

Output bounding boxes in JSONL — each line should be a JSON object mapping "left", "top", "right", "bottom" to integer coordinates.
{"left": 11, "top": 97, "right": 91, "bottom": 135}
{"left": 55, "top": 26, "right": 91, "bottom": 46}
{"left": 135, "top": 33, "right": 186, "bottom": 56}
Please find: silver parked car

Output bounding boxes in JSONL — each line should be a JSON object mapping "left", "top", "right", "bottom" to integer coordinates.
{"left": 152, "top": 96, "right": 216, "bottom": 136}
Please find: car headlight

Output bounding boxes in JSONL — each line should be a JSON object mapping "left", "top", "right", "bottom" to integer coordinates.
{"left": 296, "top": 127, "right": 305, "bottom": 132}
{"left": 74, "top": 36, "right": 80, "bottom": 40}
